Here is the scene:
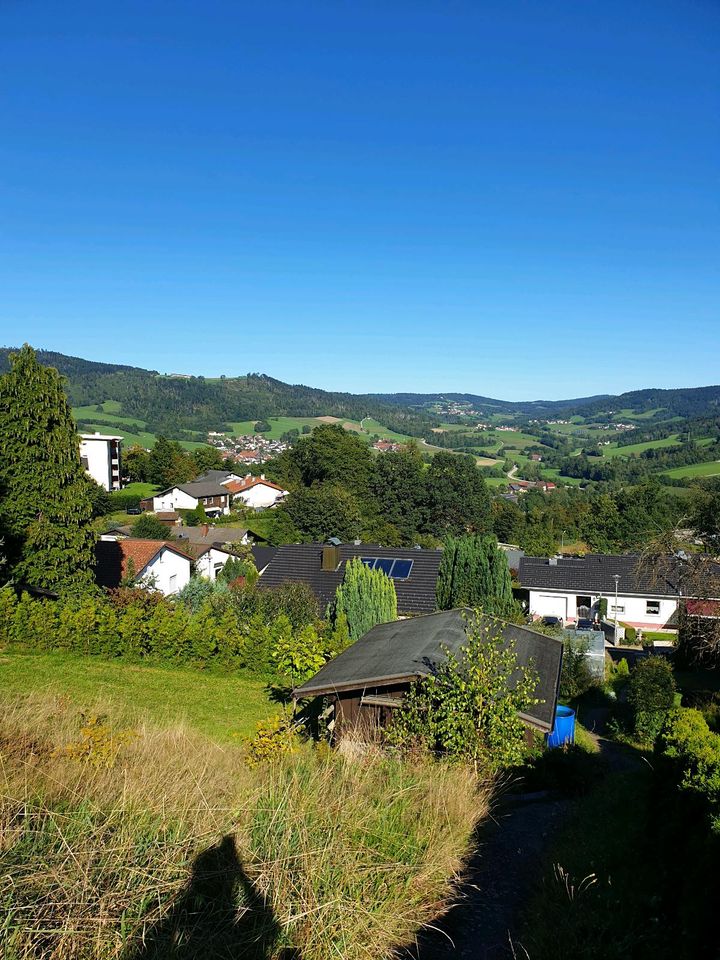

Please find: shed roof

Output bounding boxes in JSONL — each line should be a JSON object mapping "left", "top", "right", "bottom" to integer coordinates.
{"left": 259, "top": 543, "right": 443, "bottom": 615}
{"left": 294, "top": 608, "right": 562, "bottom": 731}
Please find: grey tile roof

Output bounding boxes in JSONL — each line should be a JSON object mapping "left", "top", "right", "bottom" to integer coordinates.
{"left": 194, "top": 470, "right": 234, "bottom": 483}
{"left": 159, "top": 481, "right": 230, "bottom": 499}
{"left": 259, "top": 543, "right": 443, "bottom": 615}
{"left": 294, "top": 608, "right": 562, "bottom": 731}
{"left": 251, "top": 546, "right": 278, "bottom": 572}
{"left": 518, "top": 554, "right": 688, "bottom": 597}
{"left": 171, "top": 526, "right": 249, "bottom": 545}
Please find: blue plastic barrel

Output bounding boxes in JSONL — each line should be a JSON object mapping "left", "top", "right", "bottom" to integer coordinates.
{"left": 547, "top": 705, "right": 576, "bottom": 748}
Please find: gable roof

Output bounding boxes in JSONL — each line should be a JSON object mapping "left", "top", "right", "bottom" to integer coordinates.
{"left": 95, "top": 539, "right": 192, "bottom": 588}
{"left": 517, "top": 553, "right": 719, "bottom": 598}
{"left": 156, "top": 481, "right": 230, "bottom": 499}
{"left": 195, "top": 470, "right": 235, "bottom": 483}
{"left": 259, "top": 543, "right": 443, "bottom": 615}
{"left": 224, "top": 477, "right": 286, "bottom": 495}
{"left": 251, "top": 545, "right": 278, "bottom": 572}
{"left": 294, "top": 608, "right": 562, "bottom": 731}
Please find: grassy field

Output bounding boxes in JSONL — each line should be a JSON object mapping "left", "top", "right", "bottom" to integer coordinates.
{"left": 73, "top": 401, "right": 206, "bottom": 450}
{"left": 601, "top": 433, "right": 681, "bottom": 457}
{"left": 663, "top": 459, "right": 720, "bottom": 479}
{"left": 0, "top": 651, "right": 273, "bottom": 743}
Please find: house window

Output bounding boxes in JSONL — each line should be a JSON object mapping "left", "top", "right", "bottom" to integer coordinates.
{"left": 169, "top": 574, "right": 177, "bottom": 592}
{"left": 611, "top": 604, "right": 625, "bottom": 615}
{"left": 646, "top": 600, "right": 661, "bottom": 616}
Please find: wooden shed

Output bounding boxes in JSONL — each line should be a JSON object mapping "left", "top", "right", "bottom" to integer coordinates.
{"left": 294, "top": 608, "right": 564, "bottom": 739}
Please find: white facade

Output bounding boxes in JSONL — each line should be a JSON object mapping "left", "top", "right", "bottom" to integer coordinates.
{"left": 194, "top": 547, "right": 234, "bottom": 582}
{"left": 137, "top": 547, "right": 192, "bottom": 595}
{"left": 528, "top": 588, "right": 679, "bottom": 629}
{"left": 153, "top": 487, "right": 230, "bottom": 516}
{"left": 80, "top": 433, "right": 122, "bottom": 491}
{"left": 232, "top": 481, "right": 288, "bottom": 510}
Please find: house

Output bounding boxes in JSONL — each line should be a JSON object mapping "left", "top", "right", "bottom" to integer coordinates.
{"left": 95, "top": 539, "right": 192, "bottom": 595}
{"left": 171, "top": 523, "right": 251, "bottom": 549}
{"left": 189, "top": 544, "right": 239, "bottom": 582}
{"left": 517, "top": 553, "right": 720, "bottom": 629}
{"left": 259, "top": 542, "right": 443, "bottom": 616}
{"left": 152, "top": 481, "right": 231, "bottom": 517}
{"left": 224, "top": 474, "right": 288, "bottom": 510}
{"left": 80, "top": 433, "right": 123, "bottom": 491}
{"left": 195, "top": 469, "right": 244, "bottom": 484}
{"left": 251, "top": 545, "right": 278, "bottom": 574}
{"left": 293, "top": 608, "right": 563, "bottom": 739}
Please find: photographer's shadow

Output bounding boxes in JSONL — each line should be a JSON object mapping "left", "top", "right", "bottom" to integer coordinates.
{"left": 126, "top": 834, "right": 300, "bottom": 960}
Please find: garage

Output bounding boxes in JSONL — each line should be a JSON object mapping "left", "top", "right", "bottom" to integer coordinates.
{"left": 532, "top": 593, "right": 568, "bottom": 620}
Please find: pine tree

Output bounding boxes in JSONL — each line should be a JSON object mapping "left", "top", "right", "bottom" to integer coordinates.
{"left": 333, "top": 557, "right": 398, "bottom": 642}
{"left": 436, "top": 535, "right": 516, "bottom": 616}
{"left": 0, "top": 345, "right": 97, "bottom": 592}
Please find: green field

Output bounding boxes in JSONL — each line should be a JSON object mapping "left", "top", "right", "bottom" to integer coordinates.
{"left": 73, "top": 401, "right": 206, "bottom": 451}
{"left": 0, "top": 651, "right": 273, "bottom": 743}
{"left": 226, "top": 414, "right": 419, "bottom": 445}
{"left": 663, "top": 460, "right": 720, "bottom": 479}
{"left": 601, "top": 434, "right": 682, "bottom": 458}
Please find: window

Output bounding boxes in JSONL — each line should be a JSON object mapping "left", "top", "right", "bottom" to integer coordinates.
{"left": 359, "top": 557, "right": 414, "bottom": 580}
{"left": 611, "top": 604, "right": 625, "bottom": 615}
{"left": 169, "top": 574, "right": 177, "bottom": 593}
{"left": 646, "top": 600, "right": 661, "bottom": 616}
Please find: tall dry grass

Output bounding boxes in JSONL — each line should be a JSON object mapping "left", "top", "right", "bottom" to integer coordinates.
{"left": 1, "top": 694, "right": 489, "bottom": 959}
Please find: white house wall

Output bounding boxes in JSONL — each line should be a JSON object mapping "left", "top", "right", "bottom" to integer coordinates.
{"left": 528, "top": 589, "right": 678, "bottom": 629}
{"left": 195, "top": 549, "right": 232, "bottom": 582}
{"left": 139, "top": 549, "right": 192, "bottom": 595}
{"left": 80, "top": 437, "right": 121, "bottom": 491}
{"left": 235, "top": 485, "right": 286, "bottom": 509}
{"left": 153, "top": 489, "right": 197, "bottom": 512}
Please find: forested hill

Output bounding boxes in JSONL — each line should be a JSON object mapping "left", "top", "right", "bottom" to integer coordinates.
{"left": 0, "top": 348, "right": 435, "bottom": 439}
{"left": 367, "top": 385, "right": 720, "bottom": 420}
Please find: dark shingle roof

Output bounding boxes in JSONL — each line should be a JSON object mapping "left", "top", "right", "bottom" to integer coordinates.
{"left": 258, "top": 543, "right": 443, "bottom": 615}
{"left": 195, "top": 470, "right": 234, "bottom": 483}
{"left": 251, "top": 546, "right": 278, "bottom": 572}
{"left": 518, "top": 554, "right": 688, "bottom": 598}
{"left": 294, "top": 608, "right": 562, "bottom": 731}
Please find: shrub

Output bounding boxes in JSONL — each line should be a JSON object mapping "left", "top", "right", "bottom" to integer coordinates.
{"left": 131, "top": 513, "right": 169, "bottom": 540}
{"left": 244, "top": 713, "right": 300, "bottom": 768}
{"left": 628, "top": 656, "right": 676, "bottom": 742}
{"left": 332, "top": 557, "right": 397, "bottom": 643}
{"left": 560, "top": 634, "right": 597, "bottom": 700}
{"left": 623, "top": 625, "right": 638, "bottom": 644}
{"left": 389, "top": 613, "right": 539, "bottom": 772}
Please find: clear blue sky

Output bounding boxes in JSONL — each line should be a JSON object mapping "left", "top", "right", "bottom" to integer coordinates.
{"left": 1, "top": 0, "right": 717, "bottom": 399}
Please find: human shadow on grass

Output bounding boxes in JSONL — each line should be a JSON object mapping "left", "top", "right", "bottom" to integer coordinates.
{"left": 126, "top": 834, "right": 301, "bottom": 960}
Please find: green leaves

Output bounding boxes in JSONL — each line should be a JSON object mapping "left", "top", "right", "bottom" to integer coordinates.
{"left": 333, "top": 557, "right": 398, "bottom": 643}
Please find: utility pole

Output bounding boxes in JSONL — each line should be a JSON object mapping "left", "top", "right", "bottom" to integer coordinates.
{"left": 613, "top": 574, "right": 621, "bottom": 647}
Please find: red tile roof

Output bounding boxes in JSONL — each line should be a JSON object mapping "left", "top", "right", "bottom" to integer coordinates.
{"left": 95, "top": 539, "right": 192, "bottom": 588}
{"left": 225, "top": 477, "right": 286, "bottom": 495}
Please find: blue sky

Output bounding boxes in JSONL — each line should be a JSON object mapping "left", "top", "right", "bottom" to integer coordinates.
{"left": 0, "top": 0, "right": 717, "bottom": 399}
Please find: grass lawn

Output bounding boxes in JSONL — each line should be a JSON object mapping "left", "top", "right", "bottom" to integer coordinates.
{"left": 0, "top": 651, "right": 274, "bottom": 743}
{"left": 663, "top": 460, "right": 720, "bottom": 479}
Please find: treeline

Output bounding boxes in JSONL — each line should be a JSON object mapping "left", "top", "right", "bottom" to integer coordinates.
{"left": 0, "top": 348, "right": 436, "bottom": 440}
{"left": 260, "top": 425, "right": 493, "bottom": 546}
{"left": 555, "top": 439, "right": 720, "bottom": 483}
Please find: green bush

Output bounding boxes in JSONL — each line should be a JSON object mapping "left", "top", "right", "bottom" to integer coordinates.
{"left": 108, "top": 490, "right": 143, "bottom": 512}
{"left": 628, "top": 656, "right": 676, "bottom": 743}
{"left": 560, "top": 635, "right": 597, "bottom": 700}
{"left": 657, "top": 708, "right": 720, "bottom": 815}
{"left": 624, "top": 625, "right": 637, "bottom": 645}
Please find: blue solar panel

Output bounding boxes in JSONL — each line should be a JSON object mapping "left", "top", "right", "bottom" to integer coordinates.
{"left": 360, "top": 557, "right": 376, "bottom": 567}
{"left": 391, "top": 559, "right": 413, "bottom": 580}
{"left": 374, "top": 558, "right": 394, "bottom": 575}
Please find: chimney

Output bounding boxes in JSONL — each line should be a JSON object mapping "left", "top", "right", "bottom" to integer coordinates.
{"left": 201, "top": 524, "right": 209, "bottom": 537}
{"left": 321, "top": 545, "right": 341, "bottom": 571}
{"left": 260, "top": 473, "right": 265, "bottom": 480}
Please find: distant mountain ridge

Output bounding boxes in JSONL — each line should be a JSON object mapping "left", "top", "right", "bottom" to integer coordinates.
{"left": 1, "top": 347, "right": 719, "bottom": 438}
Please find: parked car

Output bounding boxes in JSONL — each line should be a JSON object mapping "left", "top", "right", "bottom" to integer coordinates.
{"left": 575, "top": 618, "right": 594, "bottom": 631}
{"left": 126, "top": 506, "right": 141, "bottom": 515}
{"left": 540, "top": 615, "right": 564, "bottom": 629}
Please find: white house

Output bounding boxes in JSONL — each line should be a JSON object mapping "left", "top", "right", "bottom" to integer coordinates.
{"left": 193, "top": 545, "right": 239, "bottom": 582}
{"left": 224, "top": 474, "right": 288, "bottom": 510}
{"left": 152, "top": 481, "right": 231, "bottom": 517}
{"left": 80, "top": 433, "right": 123, "bottom": 491}
{"left": 95, "top": 539, "right": 192, "bottom": 596}
{"left": 518, "top": 554, "right": 688, "bottom": 630}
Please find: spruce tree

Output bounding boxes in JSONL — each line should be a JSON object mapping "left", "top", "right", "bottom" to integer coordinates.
{"left": 0, "top": 345, "right": 97, "bottom": 592}
{"left": 436, "top": 535, "right": 516, "bottom": 616}
{"left": 333, "top": 557, "right": 398, "bottom": 642}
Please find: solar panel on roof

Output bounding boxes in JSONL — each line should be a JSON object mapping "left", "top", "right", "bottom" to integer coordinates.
{"left": 391, "top": 559, "right": 413, "bottom": 579}
{"left": 374, "top": 558, "right": 394, "bottom": 575}
{"left": 360, "top": 557, "right": 375, "bottom": 568}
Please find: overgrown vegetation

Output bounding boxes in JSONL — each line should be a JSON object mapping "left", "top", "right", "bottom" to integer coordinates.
{"left": 0, "top": 693, "right": 488, "bottom": 959}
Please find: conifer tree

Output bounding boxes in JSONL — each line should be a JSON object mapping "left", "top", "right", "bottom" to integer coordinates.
{"left": 333, "top": 557, "right": 398, "bottom": 642}
{"left": 436, "top": 535, "right": 516, "bottom": 616}
{"left": 0, "top": 345, "right": 97, "bottom": 592}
